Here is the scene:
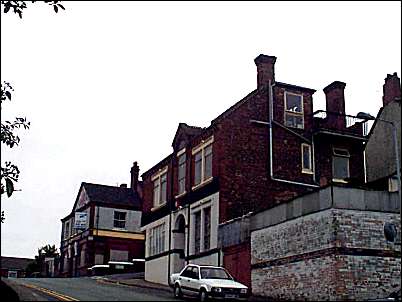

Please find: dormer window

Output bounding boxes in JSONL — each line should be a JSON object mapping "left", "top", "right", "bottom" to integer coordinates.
{"left": 192, "top": 136, "right": 213, "bottom": 189}
{"left": 152, "top": 167, "right": 168, "bottom": 208}
{"left": 284, "top": 92, "right": 304, "bottom": 129}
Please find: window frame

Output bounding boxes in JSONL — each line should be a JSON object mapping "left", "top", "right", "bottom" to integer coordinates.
{"left": 194, "top": 211, "right": 201, "bottom": 254}
{"left": 65, "top": 221, "right": 70, "bottom": 239}
{"left": 113, "top": 210, "right": 127, "bottom": 229}
{"left": 203, "top": 207, "right": 211, "bottom": 251}
{"left": 192, "top": 203, "right": 212, "bottom": 255}
{"left": 192, "top": 136, "right": 214, "bottom": 190}
{"left": 301, "top": 143, "right": 313, "bottom": 174}
{"left": 332, "top": 148, "right": 350, "bottom": 182}
{"left": 176, "top": 148, "right": 187, "bottom": 197}
{"left": 149, "top": 223, "right": 165, "bottom": 256}
{"left": 151, "top": 167, "right": 168, "bottom": 209}
{"left": 284, "top": 91, "right": 304, "bottom": 129}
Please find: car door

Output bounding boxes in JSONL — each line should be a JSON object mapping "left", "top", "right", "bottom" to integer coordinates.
{"left": 179, "top": 266, "right": 196, "bottom": 296}
{"left": 187, "top": 266, "right": 201, "bottom": 296}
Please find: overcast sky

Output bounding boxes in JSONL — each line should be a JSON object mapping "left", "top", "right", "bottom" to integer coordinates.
{"left": 1, "top": 1, "right": 401, "bottom": 258}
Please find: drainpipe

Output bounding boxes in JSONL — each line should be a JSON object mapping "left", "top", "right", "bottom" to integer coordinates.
{"left": 167, "top": 163, "right": 173, "bottom": 285}
{"left": 268, "top": 80, "right": 320, "bottom": 188}
{"left": 186, "top": 204, "right": 190, "bottom": 265}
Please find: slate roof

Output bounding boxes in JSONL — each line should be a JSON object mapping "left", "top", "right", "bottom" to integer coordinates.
{"left": 81, "top": 182, "right": 142, "bottom": 209}
{"left": 1, "top": 257, "right": 35, "bottom": 270}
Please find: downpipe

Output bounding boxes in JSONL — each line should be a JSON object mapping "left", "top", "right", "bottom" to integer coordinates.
{"left": 268, "top": 80, "right": 319, "bottom": 188}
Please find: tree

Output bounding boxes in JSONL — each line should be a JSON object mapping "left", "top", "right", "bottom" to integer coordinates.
{"left": 26, "top": 244, "right": 59, "bottom": 277}
{"left": 1, "top": 1, "right": 65, "bottom": 223}
{"left": 1, "top": 82, "right": 30, "bottom": 198}
{"left": 1, "top": 1, "right": 65, "bottom": 18}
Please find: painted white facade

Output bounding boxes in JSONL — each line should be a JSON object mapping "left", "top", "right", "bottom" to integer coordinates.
{"left": 143, "top": 192, "right": 220, "bottom": 285}
{"left": 95, "top": 206, "right": 142, "bottom": 232}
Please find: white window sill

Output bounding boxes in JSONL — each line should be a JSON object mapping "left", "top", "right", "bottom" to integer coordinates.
{"left": 112, "top": 227, "right": 127, "bottom": 232}
{"left": 151, "top": 202, "right": 167, "bottom": 212}
{"left": 192, "top": 177, "right": 213, "bottom": 191}
{"left": 302, "top": 169, "right": 314, "bottom": 175}
{"left": 175, "top": 191, "right": 187, "bottom": 199}
{"left": 332, "top": 178, "right": 349, "bottom": 183}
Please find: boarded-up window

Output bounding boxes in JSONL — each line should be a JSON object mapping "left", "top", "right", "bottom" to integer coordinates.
{"left": 95, "top": 254, "right": 104, "bottom": 265}
{"left": 110, "top": 249, "right": 129, "bottom": 262}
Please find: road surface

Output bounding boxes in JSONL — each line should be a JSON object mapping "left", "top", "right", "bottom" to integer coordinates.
{"left": 2, "top": 277, "right": 179, "bottom": 301}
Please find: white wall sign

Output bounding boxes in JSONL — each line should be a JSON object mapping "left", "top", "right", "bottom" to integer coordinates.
{"left": 74, "top": 212, "right": 88, "bottom": 229}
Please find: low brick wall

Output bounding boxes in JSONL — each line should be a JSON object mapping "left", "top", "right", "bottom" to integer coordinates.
{"left": 251, "top": 206, "right": 401, "bottom": 301}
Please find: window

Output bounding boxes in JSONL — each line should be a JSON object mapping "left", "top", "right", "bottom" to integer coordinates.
{"left": 192, "top": 137, "right": 213, "bottom": 188}
{"left": 113, "top": 211, "right": 126, "bottom": 229}
{"left": 181, "top": 266, "right": 193, "bottom": 278}
{"left": 302, "top": 144, "right": 313, "bottom": 173}
{"left": 177, "top": 151, "right": 186, "bottom": 195}
{"left": 203, "top": 207, "right": 211, "bottom": 251}
{"left": 332, "top": 148, "right": 350, "bottom": 181}
{"left": 193, "top": 205, "right": 212, "bottom": 255}
{"left": 149, "top": 223, "right": 165, "bottom": 256}
{"left": 152, "top": 168, "right": 168, "bottom": 207}
{"left": 194, "top": 211, "right": 201, "bottom": 254}
{"left": 284, "top": 92, "right": 304, "bottom": 129}
{"left": 65, "top": 221, "right": 70, "bottom": 239}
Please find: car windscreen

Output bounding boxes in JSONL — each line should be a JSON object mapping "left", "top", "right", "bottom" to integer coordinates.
{"left": 200, "top": 268, "right": 232, "bottom": 280}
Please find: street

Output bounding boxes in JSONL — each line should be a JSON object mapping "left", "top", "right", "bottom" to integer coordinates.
{"left": 2, "top": 277, "right": 180, "bottom": 301}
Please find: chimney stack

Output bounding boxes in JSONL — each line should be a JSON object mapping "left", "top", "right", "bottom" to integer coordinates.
{"left": 323, "top": 81, "right": 347, "bottom": 129}
{"left": 120, "top": 183, "right": 127, "bottom": 188}
{"left": 254, "top": 54, "right": 277, "bottom": 90}
{"left": 383, "top": 72, "right": 401, "bottom": 107}
{"left": 130, "top": 161, "right": 139, "bottom": 192}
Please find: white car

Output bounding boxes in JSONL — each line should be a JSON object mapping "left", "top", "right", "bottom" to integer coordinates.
{"left": 170, "top": 264, "right": 249, "bottom": 301}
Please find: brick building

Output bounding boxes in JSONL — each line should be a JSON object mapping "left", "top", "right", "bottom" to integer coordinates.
{"left": 59, "top": 163, "right": 145, "bottom": 277}
{"left": 1, "top": 256, "right": 35, "bottom": 278}
{"left": 365, "top": 72, "right": 401, "bottom": 191}
{"left": 140, "top": 54, "right": 368, "bottom": 286}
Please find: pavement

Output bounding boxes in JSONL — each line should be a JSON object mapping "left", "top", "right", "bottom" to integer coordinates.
{"left": 99, "top": 274, "right": 269, "bottom": 301}
{"left": 0, "top": 278, "right": 20, "bottom": 301}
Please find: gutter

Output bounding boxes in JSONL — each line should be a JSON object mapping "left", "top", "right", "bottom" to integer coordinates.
{"left": 267, "top": 80, "right": 320, "bottom": 188}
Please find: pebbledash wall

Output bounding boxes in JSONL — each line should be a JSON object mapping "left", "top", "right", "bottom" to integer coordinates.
{"left": 250, "top": 185, "right": 401, "bottom": 301}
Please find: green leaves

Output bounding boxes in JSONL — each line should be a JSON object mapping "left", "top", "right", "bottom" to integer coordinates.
{"left": 1, "top": 1, "right": 66, "bottom": 18}
{"left": 5, "top": 178, "right": 14, "bottom": 197}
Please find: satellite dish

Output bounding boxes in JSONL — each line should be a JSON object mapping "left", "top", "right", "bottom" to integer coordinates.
{"left": 384, "top": 222, "right": 397, "bottom": 242}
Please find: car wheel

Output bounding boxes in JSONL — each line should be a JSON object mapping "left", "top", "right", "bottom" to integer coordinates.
{"left": 174, "top": 284, "right": 182, "bottom": 299}
{"left": 199, "top": 289, "right": 208, "bottom": 302}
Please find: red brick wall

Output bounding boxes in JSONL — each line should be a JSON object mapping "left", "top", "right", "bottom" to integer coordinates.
{"left": 223, "top": 242, "right": 251, "bottom": 289}
{"left": 215, "top": 88, "right": 316, "bottom": 223}
{"left": 141, "top": 80, "right": 364, "bottom": 224}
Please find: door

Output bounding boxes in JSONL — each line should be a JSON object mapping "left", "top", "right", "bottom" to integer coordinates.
{"left": 179, "top": 266, "right": 199, "bottom": 297}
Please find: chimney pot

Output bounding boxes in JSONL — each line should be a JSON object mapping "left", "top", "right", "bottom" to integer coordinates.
{"left": 323, "top": 81, "right": 347, "bottom": 129}
{"left": 254, "top": 54, "right": 277, "bottom": 90}
{"left": 383, "top": 72, "right": 401, "bottom": 107}
{"left": 130, "top": 161, "right": 140, "bottom": 192}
